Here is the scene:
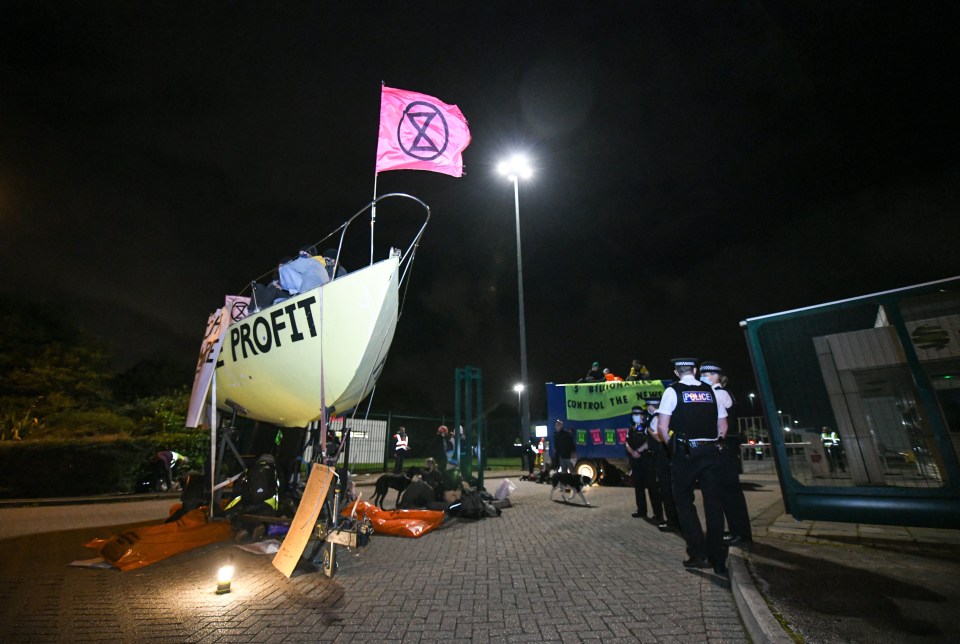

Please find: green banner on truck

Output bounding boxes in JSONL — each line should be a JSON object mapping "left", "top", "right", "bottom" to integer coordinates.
{"left": 559, "top": 380, "right": 666, "bottom": 421}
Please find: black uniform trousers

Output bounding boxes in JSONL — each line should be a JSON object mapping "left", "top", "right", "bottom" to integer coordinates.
{"left": 671, "top": 440, "right": 726, "bottom": 564}
{"left": 631, "top": 452, "right": 663, "bottom": 519}
{"left": 652, "top": 442, "right": 679, "bottom": 527}
{"left": 719, "top": 436, "right": 752, "bottom": 539}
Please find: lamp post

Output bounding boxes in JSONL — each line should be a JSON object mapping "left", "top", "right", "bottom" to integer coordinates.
{"left": 513, "top": 383, "right": 525, "bottom": 457}
{"left": 514, "top": 383, "right": 524, "bottom": 411}
{"left": 499, "top": 155, "right": 533, "bottom": 472}
{"left": 748, "top": 392, "right": 756, "bottom": 412}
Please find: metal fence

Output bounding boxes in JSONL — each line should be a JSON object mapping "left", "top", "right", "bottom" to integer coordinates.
{"left": 230, "top": 410, "right": 523, "bottom": 477}
{"left": 330, "top": 413, "right": 453, "bottom": 473}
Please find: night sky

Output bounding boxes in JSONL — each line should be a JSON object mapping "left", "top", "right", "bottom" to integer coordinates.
{"left": 2, "top": 2, "right": 958, "bottom": 419}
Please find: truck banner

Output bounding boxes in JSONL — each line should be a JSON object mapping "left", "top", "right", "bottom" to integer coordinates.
{"left": 559, "top": 380, "right": 666, "bottom": 421}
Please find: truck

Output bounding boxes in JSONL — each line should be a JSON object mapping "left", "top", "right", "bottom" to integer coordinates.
{"left": 544, "top": 379, "right": 668, "bottom": 483}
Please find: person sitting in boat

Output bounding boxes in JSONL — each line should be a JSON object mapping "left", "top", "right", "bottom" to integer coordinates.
{"left": 250, "top": 273, "right": 289, "bottom": 312}
{"left": 322, "top": 248, "right": 348, "bottom": 280}
{"left": 279, "top": 245, "right": 329, "bottom": 295}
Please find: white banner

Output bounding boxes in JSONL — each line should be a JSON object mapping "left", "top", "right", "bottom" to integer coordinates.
{"left": 186, "top": 308, "right": 229, "bottom": 428}
{"left": 186, "top": 295, "right": 250, "bottom": 428}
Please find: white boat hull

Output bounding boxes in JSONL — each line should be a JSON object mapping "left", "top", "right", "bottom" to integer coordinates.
{"left": 215, "top": 257, "right": 399, "bottom": 427}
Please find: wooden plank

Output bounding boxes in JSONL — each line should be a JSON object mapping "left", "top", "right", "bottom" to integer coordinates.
{"left": 272, "top": 463, "right": 334, "bottom": 577}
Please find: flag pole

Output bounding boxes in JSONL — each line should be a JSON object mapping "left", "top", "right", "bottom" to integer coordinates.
{"left": 370, "top": 172, "right": 378, "bottom": 266}
{"left": 370, "top": 82, "right": 384, "bottom": 267}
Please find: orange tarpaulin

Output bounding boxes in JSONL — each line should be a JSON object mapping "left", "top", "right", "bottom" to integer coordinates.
{"left": 85, "top": 507, "right": 232, "bottom": 571}
{"left": 341, "top": 501, "right": 444, "bottom": 538}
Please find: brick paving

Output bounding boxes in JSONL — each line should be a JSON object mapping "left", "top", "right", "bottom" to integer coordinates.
{"left": 0, "top": 479, "right": 747, "bottom": 643}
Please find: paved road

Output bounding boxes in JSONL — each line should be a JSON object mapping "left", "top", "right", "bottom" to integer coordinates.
{"left": 6, "top": 472, "right": 958, "bottom": 643}
{"left": 0, "top": 478, "right": 747, "bottom": 643}
{"left": 0, "top": 498, "right": 175, "bottom": 540}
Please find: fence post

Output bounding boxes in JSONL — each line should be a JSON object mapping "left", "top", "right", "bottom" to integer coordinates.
{"left": 383, "top": 411, "right": 393, "bottom": 471}
{"left": 455, "top": 366, "right": 485, "bottom": 489}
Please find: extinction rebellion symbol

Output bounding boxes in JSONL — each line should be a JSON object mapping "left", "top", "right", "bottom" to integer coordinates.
{"left": 397, "top": 101, "right": 449, "bottom": 161}
{"left": 231, "top": 300, "right": 248, "bottom": 322}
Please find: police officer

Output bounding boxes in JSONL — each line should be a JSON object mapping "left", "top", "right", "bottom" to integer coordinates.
{"left": 644, "top": 399, "right": 680, "bottom": 532}
{"left": 657, "top": 357, "right": 729, "bottom": 575}
{"left": 626, "top": 405, "right": 662, "bottom": 521}
{"left": 700, "top": 361, "right": 753, "bottom": 549}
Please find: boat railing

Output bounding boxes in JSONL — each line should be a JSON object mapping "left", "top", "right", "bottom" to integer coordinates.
{"left": 327, "top": 192, "right": 431, "bottom": 288}
{"left": 238, "top": 192, "right": 430, "bottom": 298}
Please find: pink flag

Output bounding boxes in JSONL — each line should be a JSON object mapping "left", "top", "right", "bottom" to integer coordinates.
{"left": 376, "top": 86, "right": 471, "bottom": 177}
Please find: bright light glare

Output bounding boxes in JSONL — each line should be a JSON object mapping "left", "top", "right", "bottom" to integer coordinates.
{"left": 513, "top": 383, "right": 525, "bottom": 393}
{"left": 498, "top": 155, "right": 533, "bottom": 180}
{"left": 217, "top": 565, "right": 234, "bottom": 584}
{"left": 215, "top": 564, "right": 234, "bottom": 595}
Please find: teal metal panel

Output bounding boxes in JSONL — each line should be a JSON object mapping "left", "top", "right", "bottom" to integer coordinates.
{"left": 742, "top": 276, "right": 960, "bottom": 528}
{"left": 455, "top": 366, "right": 485, "bottom": 489}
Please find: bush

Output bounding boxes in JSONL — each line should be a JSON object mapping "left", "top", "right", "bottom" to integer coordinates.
{"left": 0, "top": 431, "right": 208, "bottom": 498}
{"left": 35, "top": 409, "right": 136, "bottom": 439}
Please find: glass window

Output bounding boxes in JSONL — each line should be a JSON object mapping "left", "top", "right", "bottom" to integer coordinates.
{"left": 900, "top": 289, "right": 960, "bottom": 469}
{"left": 755, "top": 290, "right": 955, "bottom": 489}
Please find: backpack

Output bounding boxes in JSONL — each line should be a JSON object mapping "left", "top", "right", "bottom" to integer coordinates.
{"left": 238, "top": 454, "right": 279, "bottom": 509}
{"left": 457, "top": 488, "right": 485, "bottom": 520}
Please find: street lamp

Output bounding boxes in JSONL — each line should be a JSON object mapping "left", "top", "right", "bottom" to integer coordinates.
{"left": 748, "top": 393, "right": 756, "bottom": 412}
{"left": 513, "top": 383, "right": 525, "bottom": 450}
{"left": 499, "top": 155, "right": 533, "bottom": 472}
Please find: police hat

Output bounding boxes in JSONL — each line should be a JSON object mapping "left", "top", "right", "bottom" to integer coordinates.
{"left": 631, "top": 406, "right": 643, "bottom": 414}
{"left": 670, "top": 357, "right": 698, "bottom": 369}
{"left": 645, "top": 399, "right": 660, "bottom": 407}
{"left": 699, "top": 361, "right": 723, "bottom": 374}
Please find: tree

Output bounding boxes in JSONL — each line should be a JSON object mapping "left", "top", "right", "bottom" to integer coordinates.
{"left": 0, "top": 297, "right": 114, "bottom": 438}
{"left": 112, "top": 355, "right": 193, "bottom": 403}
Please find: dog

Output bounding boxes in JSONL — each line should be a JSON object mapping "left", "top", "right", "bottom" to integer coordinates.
{"left": 371, "top": 467, "right": 421, "bottom": 509}
{"left": 549, "top": 472, "right": 593, "bottom": 505}
{"left": 397, "top": 480, "right": 436, "bottom": 509}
